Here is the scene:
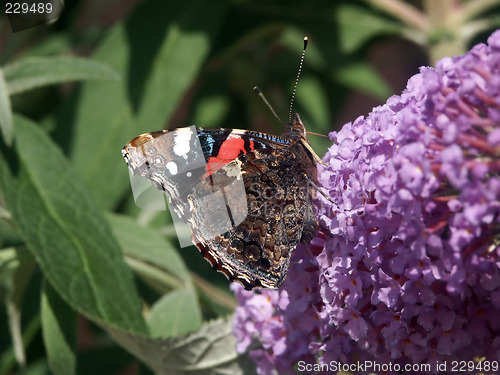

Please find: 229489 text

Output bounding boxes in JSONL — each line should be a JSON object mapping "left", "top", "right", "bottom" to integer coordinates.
{"left": 5, "top": 2, "right": 52, "bottom": 14}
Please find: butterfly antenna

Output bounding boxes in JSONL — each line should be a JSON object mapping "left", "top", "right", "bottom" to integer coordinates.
{"left": 253, "top": 86, "right": 284, "bottom": 125}
{"left": 288, "top": 36, "right": 308, "bottom": 123}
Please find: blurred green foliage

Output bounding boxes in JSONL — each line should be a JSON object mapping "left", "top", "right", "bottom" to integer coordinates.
{"left": 0, "top": 0, "right": 498, "bottom": 374}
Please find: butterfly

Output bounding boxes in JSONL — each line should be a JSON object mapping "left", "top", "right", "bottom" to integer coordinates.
{"left": 122, "top": 37, "right": 325, "bottom": 289}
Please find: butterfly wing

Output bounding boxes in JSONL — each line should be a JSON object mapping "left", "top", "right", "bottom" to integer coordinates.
{"left": 122, "top": 127, "right": 318, "bottom": 289}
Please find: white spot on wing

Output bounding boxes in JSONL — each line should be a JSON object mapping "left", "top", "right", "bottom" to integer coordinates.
{"left": 166, "top": 161, "right": 178, "bottom": 175}
{"left": 173, "top": 129, "right": 192, "bottom": 156}
{"left": 223, "top": 161, "right": 242, "bottom": 178}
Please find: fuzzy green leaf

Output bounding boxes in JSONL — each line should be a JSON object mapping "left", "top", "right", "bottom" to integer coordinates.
{"left": 107, "top": 213, "right": 191, "bottom": 287}
{"left": 147, "top": 288, "right": 202, "bottom": 338}
{"left": 41, "top": 281, "right": 77, "bottom": 375}
{"left": 0, "top": 116, "right": 148, "bottom": 334}
{"left": 3, "top": 56, "right": 119, "bottom": 96}
{"left": 103, "top": 316, "right": 256, "bottom": 375}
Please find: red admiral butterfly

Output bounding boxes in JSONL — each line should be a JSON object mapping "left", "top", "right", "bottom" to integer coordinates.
{"left": 122, "top": 38, "right": 323, "bottom": 290}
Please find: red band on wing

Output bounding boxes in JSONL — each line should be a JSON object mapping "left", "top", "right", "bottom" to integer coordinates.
{"left": 204, "top": 135, "right": 254, "bottom": 177}
{"left": 219, "top": 136, "right": 246, "bottom": 159}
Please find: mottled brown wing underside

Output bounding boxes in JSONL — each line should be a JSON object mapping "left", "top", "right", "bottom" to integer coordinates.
{"left": 123, "top": 127, "right": 318, "bottom": 290}
{"left": 188, "top": 146, "right": 317, "bottom": 289}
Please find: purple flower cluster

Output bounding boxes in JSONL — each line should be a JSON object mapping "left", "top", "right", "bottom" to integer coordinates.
{"left": 233, "top": 30, "right": 500, "bottom": 374}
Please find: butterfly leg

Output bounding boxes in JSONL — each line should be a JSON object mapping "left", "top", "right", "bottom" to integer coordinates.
{"left": 308, "top": 179, "right": 338, "bottom": 207}
{"left": 300, "top": 200, "right": 317, "bottom": 244}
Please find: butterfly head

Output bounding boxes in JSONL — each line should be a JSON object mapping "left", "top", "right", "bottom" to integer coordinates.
{"left": 284, "top": 112, "right": 327, "bottom": 166}
{"left": 284, "top": 112, "right": 307, "bottom": 140}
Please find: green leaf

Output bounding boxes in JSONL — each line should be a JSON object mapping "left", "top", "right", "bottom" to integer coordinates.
{"left": 56, "top": 24, "right": 135, "bottom": 210}
{"left": 41, "top": 281, "right": 76, "bottom": 375}
{"left": 132, "top": 0, "right": 227, "bottom": 129}
{"left": 107, "top": 213, "right": 191, "bottom": 288}
{"left": 0, "top": 69, "right": 13, "bottom": 146}
{"left": 3, "top": 56, "right": 120, "bottom": 96}
{"left": 337, "top": 5, "right": 403, "bottom": 54}
{"left": 333, "top": 62, "right": 392, "bottom": 100}
{"left": 147, "top": 288, "right": 202, "bottom": 338}
{"left": 102, "top": 316, "right": 256, "bottom": 375}
{"left": 67, "top": 0, "right": 228, "bottom": 210}
{"left": 0, "top": 115, "right": 148, "bottom": 334}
